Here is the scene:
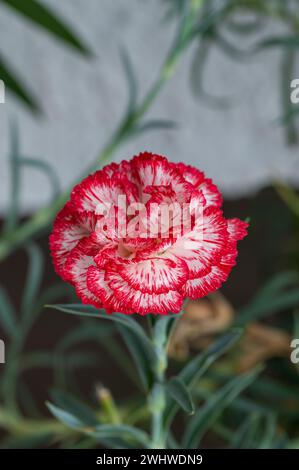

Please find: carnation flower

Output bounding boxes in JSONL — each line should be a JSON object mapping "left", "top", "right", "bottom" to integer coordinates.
{"left": 50, "top": 152, "right": 248, "bottom": 315}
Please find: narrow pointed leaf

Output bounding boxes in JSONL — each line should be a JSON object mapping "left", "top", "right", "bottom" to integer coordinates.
{"left": 231, "top": 413, "right": 261, "bottom": 449}
{"left": 258, "top": 414, "right": 278, "bottom": 449}
{"left": 49, "top": 304, "right": 156, "bottom": 365}
{"left": 179, "top": 329, "right": 243, "bottom": 386}
{"left": 183, "top": 367, "right": 261, "bottom": 449}
{"left": 116, "top": 323, "right": 154, "bottom": 390}
{"left": 50, "top": 390, "right": 98, "bottom": 426}
{"left": 91, "top": 424, "right": 149, "bottom": 447}
{"left": 0, "top": 0, "right": 91, "bottom": 56}
{"left": 257, "top": 36, "right": 299, "bottom": 50}
{"left": 0, "top": 54, "right": 40, "bottom": 112}
{"left": 22, "top": 243, "right": 44, "bottom": 316}
{"left": 0, "top": 287, "right": 16, "bottom": 337}
{"left": 136, "top": 120, "right": 178, "bottom": 134}
{"left": 236, "top": 289, "right": 299, "bottom": 326}
{"left": 21, "top": 157, "right": 60, "bottom": 199}
{"left": 120, "top": 48, "right": 138, "bottom": 114}
{"left": 164, "top": 329, "right": 242, "bottom": 427}
{"left": 46, "top": 402, "right": 84, "bottom": 429}
{"left": 166, "top": 377, "right": 194, "bottom": 415}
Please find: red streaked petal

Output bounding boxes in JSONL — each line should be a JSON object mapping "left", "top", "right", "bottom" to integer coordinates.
{"left": 64, "top": 248, "right": 102, "bottom": 308}
{"left": 106, "top": 257, "right": 189, "bottom": 294}
{"left": 71, "top": 172, "right": 124, "bottom": 213}
{"left": 227, "top": 218, "right": 248, "bottom": 241}
{"left": 165, "top": 208, "right": 228, "bottom": 267}
{"left": 176, "top": 162, "right": 222, "bottom": 208}
{"left": 87, "top": 266, "right": 134, "bottom": 314}
{"left": 49, "top": 210, "right": 98, "bottom": 280}
{"left": 199, "top": 178, "right": 222, "bottom": 209}
{"left": 132, "top": 152, "right": 193, "bottom": 202}
{"left": 176, "top": 162, "right": 205, "bottom": 187}
{"left": 104, "top": 264, "right": 184, "bottom": 315}
{"left": 180, "top": 241, "right": 239, "bottom": 298}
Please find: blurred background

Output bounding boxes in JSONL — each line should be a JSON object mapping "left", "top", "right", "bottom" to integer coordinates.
{"left": 1, "top": 0, "right": 299, "bottom": 449}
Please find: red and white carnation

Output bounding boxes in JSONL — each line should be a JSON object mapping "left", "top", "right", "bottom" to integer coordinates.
{"left": 50, "top": 152, "right": 248, "bottom": 315}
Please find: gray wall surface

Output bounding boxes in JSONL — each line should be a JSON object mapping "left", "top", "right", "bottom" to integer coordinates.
{"left": 0, "top": 0, "right": 298, "bottom": 214}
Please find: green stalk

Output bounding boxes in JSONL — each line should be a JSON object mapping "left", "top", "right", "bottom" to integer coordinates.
{"left": 148, "top": 317, "right": 169, "bottom": 449}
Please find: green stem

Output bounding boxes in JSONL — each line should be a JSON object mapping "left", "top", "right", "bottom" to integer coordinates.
{"left": 148, "top": 317, "right": 169, "bottom": 449}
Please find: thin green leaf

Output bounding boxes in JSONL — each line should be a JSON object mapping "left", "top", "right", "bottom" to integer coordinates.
{"left": 254, "top": 271, "right": 299, "bottom": 303}
{"left": 258, "top": 414, "right": 278, "bottom": 449}
{"left": 90, "top": 424, "right": 149, "bottom": 447}
{"left": 116, "top": 323, "right": 154, "bottom": 390}
{"left": 190, "top": 1, "right": 234, "bottom": 39}
{"left": 183, "top": 367, "right": 262, "bottom": 449}
{"left": 178, "top": 329, "right": 242, "bottom": 385}
{"left": 4, "top": 121, "right": 21, "bottom": 233}
{"left": 0, "top": 286, "right": 16, "bottom": 337}
{"left": 236, "top": 289, "right": 299, "bottom": 326}
{"left": 50, "top": 390, "right": 98, "bottom": 426}
{"left": 257, "top": 36, "right": 299, "bottom": 50}
{"left": 120, "top": 48, "right": 138, "bottom": 114}
{"left": 164, "top": 329, "right": 242, "bottom": 427}
{"left": 190, "top": 38, "right": 231, "bottom": 109}
{"left": 46, "top": 402, "right": 85, "bottom": 429}
{"left": 48, "top": 304, "right": 156, "bottom": 364}
{"left": 166, "top": 377, "right": 194, "bottom": 415}
{"left": 49, "top": 401, "right": 149, "bottom": 448}
{"left": 0, "top": 54, "right": 40, "bottom": 112}
{"left": 21, "top": 157, "right": 60, "bottom": 200}
{"left": 1, "top": 0, "right": 91, "bottom": 56}
{"left": 136, "top": 119, "right": 178, "bottom": 134}
{"left": 231, "top": 413, "right": 261, "bottom": 449}
{"left": 22, "top": 243, "right": 44, "bottom": 317}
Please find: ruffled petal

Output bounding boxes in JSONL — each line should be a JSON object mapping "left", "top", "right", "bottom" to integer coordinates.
{"left": 176, "top": 162, "right": 222, "bottom": 208}
{"left": 132, "top": 152, "right": 193, "bottom": 203}
{"left": 105, "top": 257, "right": 189, "bottom": 294}
{"left": 87, "top": 266, "right": 134, "bottom": 314}
{"left": 49, "top": 208, "right": 98, "bottom": 280}
{"left": 164, "top": 207, "right": 228, "bottom": 277}
{"left": 180, "top": 248, "right": 237, "bottom": 299}
{"left": 64, "top": 248, "right": 102, "bottom": 308}
{"left": 97, "top": 264, "right": 184, "bottom": 314}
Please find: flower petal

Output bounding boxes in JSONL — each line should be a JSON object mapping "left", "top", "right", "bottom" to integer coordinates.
{"left": 106, "top": 257, "right": 189, "bottom": 294}
{"left": 65, "top": 248, "right": 102, "bottom": 308}
{"left": 104, "top": 264, "right": 184, "bottom": 314}
{"left": 176, "top": 162, "right": 222, "bottom": 208}
{"left": 87, "top": 266, "right": 134, "bottom": 314}
{"left": 132, "top": 152, "right": 193, "bottom": 202}
{"left": 49, "top": 209, "right": 97, "bottom": 280}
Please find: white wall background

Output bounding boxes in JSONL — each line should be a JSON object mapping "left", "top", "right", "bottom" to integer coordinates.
{"left": 0, "top": 0, "right": 299, "bottom": 214}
